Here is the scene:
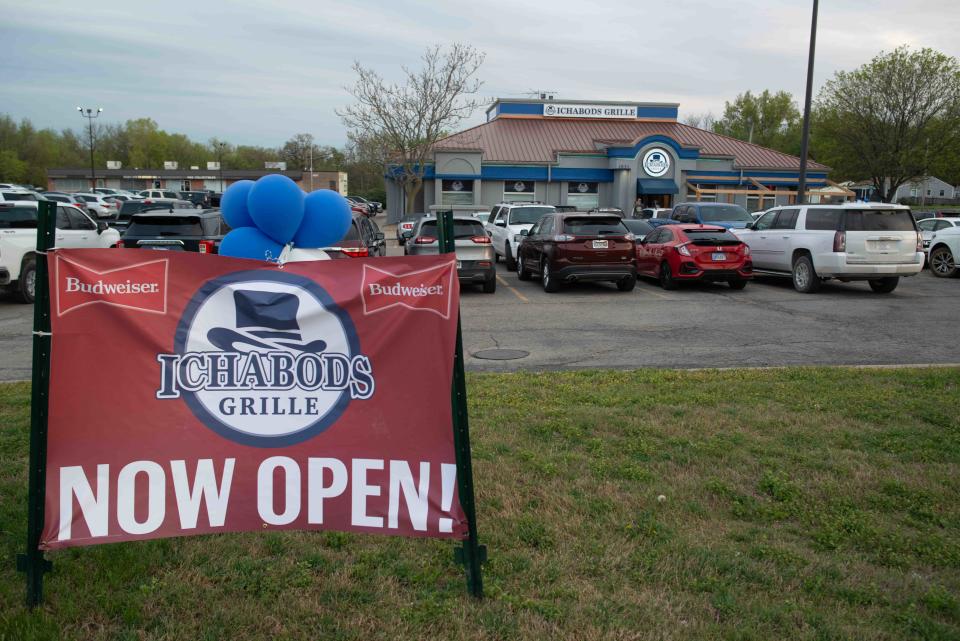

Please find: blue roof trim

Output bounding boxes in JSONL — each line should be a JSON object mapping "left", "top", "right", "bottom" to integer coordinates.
{"left": 607, "top": 135, "right": 700, "bottom": 160}
{"left": 497, "top": 103, "right": 545, "bottom": 116}
{"left": 637, "top": 106, "right": 678, "bottom": 120}
{"left": 481, "top": 166, "right": 549, "bottom": 181}
{"left": 435, "top": 173, "right": 481, "bottom": 180}
{"left": 687, "top": 170, "right": 829, "bottom": 179}
{"left": 551, "top": 168, "right": 614, "bottom": 182}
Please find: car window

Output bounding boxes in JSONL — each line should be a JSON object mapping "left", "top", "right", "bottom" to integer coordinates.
{"left": 804, "top": 209, "right": 842, "bottom": 231}
{"left": 495, "top": 209, "right": 507, "bottom": 224}
{"left": 683, "top": 229, "right": 742, "bottom": 244}
{"left": 67, "top": 207, "right": 95, "bottom": 230}
{"left": 754, "top": 211, "right": 777, "bottom": 230}
{"left": 56, "top": 206, "right": 71, "bottom": 230}
{"left": 528, "top": 220, "right": 542, "bottom": 236}
{"left": 1, "top": 192, "right": 38, "bottom": 201}
{"left": 700, "top": 205, "right": 753, "bottom": 223}
{"left": 47, "top": 195, "right": 68, "bottom": 203}
{"left": 917, "top": 220, "right": 936, "bottom": 231}
{"left": 0, "top": 205, "right": 38, "bottom": 228}
{"left": 934, "top": 220, "right": 951, "bottom": 231}
{"left": 659, "top": 228, "right": 675, "bottom": 243}
{"left": 645, "top": 229, "right": 662, "bottom": 244}
{"left": 539, "top": 217, "right": 554, "bottom": 236}
{"left": 562, "top": 217, "right": 626, "bottom": 235}
{"left": 670, "top": 206, "right": 685, "bottom": 221}
{"left": 771, "top": 208, "right": 799, "bottom": 230}
{"left": 508, "top": 206, "right": 554, "bottom": 225}
{"left": 417, "top": 219, "right": 485, "bottom": 239}
{"left": 162, "top": 191, "right": 179, "bottom": 199}
{"left": 126, "top": 215, "right": 203, "bottom": 236}
{"left": 622, "top": 219, "right": 653, "bottom": 236}
{"left": 342, "top": 221, "right": 360, "bottom": 241}
{"left": 488, "top": 206, "right": 500, "bottom": 223}
{"left": 844, "top": 209, "right": 916, "bottom": 232}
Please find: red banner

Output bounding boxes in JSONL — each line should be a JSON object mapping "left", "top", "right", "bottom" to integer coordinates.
{"left": 42, "top": 249, "right": 465, "bottom": 550}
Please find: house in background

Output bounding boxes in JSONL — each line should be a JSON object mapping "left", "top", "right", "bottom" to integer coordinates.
{"left": 848, "top": 177, "right": 956, "bottom": 204}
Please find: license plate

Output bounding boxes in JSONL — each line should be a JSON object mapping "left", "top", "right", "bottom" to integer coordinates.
{"left": 592, "top": 240, "right": 608, "bottom": 249}
{"left": 711, "top": 252, "right": 727, "bottom": 261}
{"left": 456, "top": 261, "right": 462, "bottom": 269}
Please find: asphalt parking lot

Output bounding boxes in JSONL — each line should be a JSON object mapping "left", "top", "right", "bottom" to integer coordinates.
{"left": 2, "top": 259, "right": 958, "bottom": 380}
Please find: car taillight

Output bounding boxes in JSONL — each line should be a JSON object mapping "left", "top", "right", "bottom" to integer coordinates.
{"left": 742, "top": 244, "right": 751, "bottom": 256}
{"left": 401, "top": 222, "right": 414, "bottom": 230}
{"left": 676, "top": 243, "right": 692, "bottom": 257}
{"left": 916, "top": 231, "right": 923, "bottom": 252}
{"left": 115, "top": 240, "right": 124, "bottom": 248}
{"left": 471, "top": 235, "right": 491, "bottom": 244}
{"left": 341, "top": 247, "right": 369, "bottom": 257}
{"left": 552, "top": 234, "right": 575, "bottom": 242}
{"left": 198, "top": 240, "right": 215, "bottom": 254}
{"left": 833, "top": 231, "right": 846, "bottom": 252}
{"left": 414, "top": 236, "right": 437, "bottom": 244}
{"left": 624, "top": 233, "right": 636, "bottom": 241}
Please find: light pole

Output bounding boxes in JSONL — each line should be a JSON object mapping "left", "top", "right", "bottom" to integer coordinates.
{"left": 216, "top": 142, "right": 226, "bottom": 192}
{"left": 77, "top": 107, "right": 102, "bottom": 190}
{"left": 796, "top": 0, "right": 819, "bottom": 205}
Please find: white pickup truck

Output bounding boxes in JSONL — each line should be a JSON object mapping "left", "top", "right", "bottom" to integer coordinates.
{"left": 734, "top": 203, "right": 923, "bottom": 293}
{"left": 0, "top": 202, "right": 120, "bottom": 303}
{"left": 484, "top": 202, "right": 556, "bottom": 270}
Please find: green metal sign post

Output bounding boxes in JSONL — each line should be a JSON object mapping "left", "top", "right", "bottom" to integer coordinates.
{"left": 436, "top": 210, "right": 486, "bottom": 598}
{"left": 17, "top": 200, "right": 55, "bottom": 608}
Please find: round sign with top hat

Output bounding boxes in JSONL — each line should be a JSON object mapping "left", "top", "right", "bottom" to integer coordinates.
{"left": 642, "top": 148, "right": 671, "bottom": 177}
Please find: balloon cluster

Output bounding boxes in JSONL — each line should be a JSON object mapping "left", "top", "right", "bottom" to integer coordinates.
{"left": 218, "top": 174, "right": 352, "bottom": 261}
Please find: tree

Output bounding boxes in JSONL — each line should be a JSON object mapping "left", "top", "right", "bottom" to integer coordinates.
{"left": 813, "top": 46, "right": 960, "bottom": 201}
{"left": 713, "top": 90, "right": 802, "bottom": 154}
{"left": 682, "top": 112, "right": 717, "bottom": 131}
{"left": 339, "top": 43, "right": 485, "bottom": 215}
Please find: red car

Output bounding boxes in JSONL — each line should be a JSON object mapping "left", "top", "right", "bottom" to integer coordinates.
{"left": 635, "top": 224, "right": 752, "bottom": 290}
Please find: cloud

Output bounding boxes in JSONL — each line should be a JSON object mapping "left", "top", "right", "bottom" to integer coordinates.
{"left": 1, "top": 0, "right": 957, "bottom": 147}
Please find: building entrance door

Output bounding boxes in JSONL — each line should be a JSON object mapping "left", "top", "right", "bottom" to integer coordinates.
{"left": 642, "top": 194, "right": 672, "bottom": 209}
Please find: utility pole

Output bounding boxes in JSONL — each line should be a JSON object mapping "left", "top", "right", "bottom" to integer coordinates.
{"left": 77, "top": 107, "right": 102, "bottom": 190}
{"left": 796, "top": 0, "right": 819, "bottom": 205}
{"left": 309, "top": 145, "right": 314, "bottom": 192}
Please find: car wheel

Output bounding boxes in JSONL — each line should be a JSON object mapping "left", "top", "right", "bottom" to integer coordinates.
{"left": 791, "top": 254, "right": 821, "bottom": 293}
{"left": 930, "top": 246, "right": 957, "bottom": 278}
{"left": 482, "top": 276, "right": 496, "bottom": 294}
{"left": 16, "top": 258, "right": 36, "bottom": 304}
{"left": 616, "top": 275, "right": 636, "bottom": 292}
{"left": 659, "top": 261, "right": 677, "bottom": 290}
{"left": 868, "top": 277, "right": 899, "bottom": 293}
{"left": 517, "top": 253, "right": 531, "bottom": 280}
{"left": 542, "top": 259, "right": 560, "bottom": 293}
{"left": 728, "top": 279, "right": 748, "bottom": 290}
{"left": 504, "top": 243, "right": 517, "bottom": 271}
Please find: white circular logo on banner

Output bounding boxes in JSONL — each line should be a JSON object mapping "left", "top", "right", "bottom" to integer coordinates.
{"left": 167, "top": 271, "right": 373, "bottom": 447}
{"left": 642, "top": 148, "right": 671, "bottom": 177}
{"left": 545, "top": 105, "right": 557, "bottom": 116}
{"left": 577, "top": 183, "right": 589, "bottom": 193}
{"left": 513, "top": 181, "right": 527, "bottom": 192}
{"left": 451, "top": 180, "right": 464, "bottom": 192}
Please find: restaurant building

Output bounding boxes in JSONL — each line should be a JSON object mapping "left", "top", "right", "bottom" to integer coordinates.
{"left": 385, "top": 97, "right": 835, "bottom": 221}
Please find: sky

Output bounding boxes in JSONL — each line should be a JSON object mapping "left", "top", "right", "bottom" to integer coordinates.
{"left": 2, "top": 0, "right": 959, "bottom": 149}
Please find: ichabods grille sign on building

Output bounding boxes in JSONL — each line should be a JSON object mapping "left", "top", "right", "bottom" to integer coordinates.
{"left": 42, "top": 249, "right": 467, "bottom": 549}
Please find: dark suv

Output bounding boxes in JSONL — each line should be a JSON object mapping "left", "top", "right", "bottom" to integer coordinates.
{"left": 649, "top": 202, "right": 755, "bottom": 230}
{"left": 515, "top": 213, "right": 637, "bottom": 292}
{"left": 323, "top": 213, "right": 386, "bottom": 257}
{"left": 119, "top": 209, "right": 228, "bottom": 253}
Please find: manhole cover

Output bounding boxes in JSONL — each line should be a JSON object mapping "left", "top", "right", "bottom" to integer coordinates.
{"left": 472, "top": 349, "right": 530, "bottom": 361}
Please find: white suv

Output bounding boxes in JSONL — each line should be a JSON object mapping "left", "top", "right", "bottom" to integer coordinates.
{"left": 0, "top": 202, "right": 120, "bottom": 303}
{"left": 484, "top": 202, "right": 556, "bottom": 270}
{"left": 735, "top": 203, "right": 923, "bottom": 293}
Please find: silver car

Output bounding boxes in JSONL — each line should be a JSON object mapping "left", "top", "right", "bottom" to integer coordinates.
{"left": 404, "top": 215, "right": 496, "bottom": 293}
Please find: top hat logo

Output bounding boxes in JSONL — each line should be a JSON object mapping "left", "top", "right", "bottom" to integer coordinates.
{"left": 207, "top": 290, "right": 328, "bottom": 353}
{"left": 545, "top": 104, "right": 557, "bottom": 116}
{"left": 450, "top": 180, "right": 464, "bottom": 192}
{"left": 577, "top": 182, "right": 589, "bottom": 193}
{"left": 643, "top": 148, "right": 670, "bottom": 177}
{"left": 513, "top": 181, "right": 527, "bottom": 192}
{"left": 163, "top": 271, "right": 372, "bottom": 447}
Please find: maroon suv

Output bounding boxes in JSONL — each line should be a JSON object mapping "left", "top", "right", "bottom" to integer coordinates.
{"left": 515, "top": 213, "right": 637, "bottom": 292}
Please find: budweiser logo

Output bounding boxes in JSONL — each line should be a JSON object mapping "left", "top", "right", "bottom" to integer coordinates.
{"left": 56, "top": 255, "right": 168, "bottom": 316}
{"left": 361, "top": 261, "right": 455, "bottom": 319}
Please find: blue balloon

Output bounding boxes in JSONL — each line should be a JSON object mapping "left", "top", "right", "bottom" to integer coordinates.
{"left": 219, "top": 227, "right": 284, "bottom": 262}
{"left": 220, "top": 180, "right": 255, "bottom": 229}
{"left": 247, "top": 174, "right": 305, "bottom": 244}
{"left": 293, "top": 189, "right": 353, "bottom": 248}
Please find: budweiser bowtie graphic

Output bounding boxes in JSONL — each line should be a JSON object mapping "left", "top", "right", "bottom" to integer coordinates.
{"left": 55, "top": 254, "right": 168, "bottom": 316}
{"left": 361, "top": 260, "right": 456, "bottom": 319}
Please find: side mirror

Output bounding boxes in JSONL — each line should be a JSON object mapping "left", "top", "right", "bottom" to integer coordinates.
{"left": 495, "top": 220, "right": 506, "bottom": 227}
{"left": 96, "top": 220, "right": 108, "bottom": 233}
{"left": 520, "top": 229, "right": 529, "bottom": 236}
{"left": 374, "top": 232, "right": 385, "bottom": 241}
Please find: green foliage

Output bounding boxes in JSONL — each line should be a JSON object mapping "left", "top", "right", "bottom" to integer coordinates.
{"left": 812, "top": 46, "right": 960, "bottom": 196}
{"left": 712, "top": 90, "right": 802, "bottom": 155}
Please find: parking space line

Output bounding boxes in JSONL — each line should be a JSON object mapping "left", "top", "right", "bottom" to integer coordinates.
{"left": 636, "top": 286, "right": 671, "bottom": 300}
{"left": 497, "top": 275, "right": 530, "bottom": 303}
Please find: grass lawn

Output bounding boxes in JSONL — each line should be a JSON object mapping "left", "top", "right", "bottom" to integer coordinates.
{"left": 1, "top": 368, "right": 959, "bottom": 640}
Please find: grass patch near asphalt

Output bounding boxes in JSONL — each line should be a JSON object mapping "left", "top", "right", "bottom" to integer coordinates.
{"left": 1, "top": 368, "right": 959, "bottom": 640}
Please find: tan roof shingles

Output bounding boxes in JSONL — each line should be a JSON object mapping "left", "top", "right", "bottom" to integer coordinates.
{"left": 433, "top": 118, "right": 828, "bottom": 171}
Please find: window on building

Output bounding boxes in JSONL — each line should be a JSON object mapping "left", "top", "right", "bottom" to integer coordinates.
{"left": 910, "top": 187, "right": 918, "bottom": 197}
{"left": 96, "top": 178, "right": 105, "bottom": 188}
{"left": 329, "top": 181, "right": 337, "bottom": 191}
{"left": 441, "top": 179, "right": 474, "bottom": 206}
{"left": 940, "top": 190, "right": 945, "bottom": 197}
{"left": 181, "top": 179, "right": 191, "bottom": 191}
{"left": 503, "top": 180, "right": 535, "bottom": 203}
{"left": 566, "top": 182, "right": 598, "bottom": 209}
{"left": 927, "top": 189, "right": 931, "bottom": 196}
{"left": 746, "top": 192, "right": 774, "bottom": 213}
